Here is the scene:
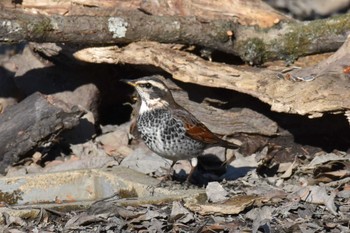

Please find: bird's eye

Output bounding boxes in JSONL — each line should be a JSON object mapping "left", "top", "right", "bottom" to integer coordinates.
{"left": 138, "top": 82, "right": 152, "bottom": 89}
{"left": 143, "top": 83, "right": 152, "bottom": 89}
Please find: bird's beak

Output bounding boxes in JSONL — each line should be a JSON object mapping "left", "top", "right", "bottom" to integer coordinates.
{"left": 120, "top": 79, "right": 137, "bottom": 87}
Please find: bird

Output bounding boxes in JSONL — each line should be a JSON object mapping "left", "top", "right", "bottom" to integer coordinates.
{"left": 123, "top": 75, "right": 239, "bottom": 183}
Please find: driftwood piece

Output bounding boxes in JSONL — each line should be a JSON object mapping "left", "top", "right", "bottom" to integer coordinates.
{"left": 1, "top": 8, "right": 350, "bottom": 63}
{"left": 74, "top": 41, "right": 350, "bottom": 118}
{"left": 0, "top": 92, "right": 83, "bottom": 174}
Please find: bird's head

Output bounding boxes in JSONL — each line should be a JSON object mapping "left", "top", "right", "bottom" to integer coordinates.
{"left": 122, "top": 76, "right": 175, "bottom": 113}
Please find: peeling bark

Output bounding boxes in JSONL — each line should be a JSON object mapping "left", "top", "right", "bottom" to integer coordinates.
{"left": 74, "top": 41, "right": 350, "bottom": 118}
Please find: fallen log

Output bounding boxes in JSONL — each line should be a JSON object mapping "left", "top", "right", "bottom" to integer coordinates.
{"left": 1, "top": 8, "right": 350, "bottom": 63}
{"left": 0, "top": 92, "right": 84, "bottom": 174}
{"left": 2, "top": 0, "right": 290, "bottom": 28}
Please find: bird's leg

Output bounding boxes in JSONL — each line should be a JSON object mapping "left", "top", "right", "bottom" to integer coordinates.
{"left": 155, "top": 161, "right": 177, "bottom": 187}
{"left": 222, "top": 148, "right": 236, "bottom": 167}
{"left": 161, "top": 160, "right": 176, "bottom": 181}
{"left": 185, "top": 157, "right": 198, "bottom": 183}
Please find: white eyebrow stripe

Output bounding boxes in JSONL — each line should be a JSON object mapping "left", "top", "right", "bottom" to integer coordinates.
{"left": 136, "top": 80, "right": 168, "bottom": 91}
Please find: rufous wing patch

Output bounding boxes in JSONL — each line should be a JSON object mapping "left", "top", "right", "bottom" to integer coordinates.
{"left": 184, "top": 122, "right": 220, "bottom": 144}
{"left": 172, "top": 105, "right": 221, "bottom": 145}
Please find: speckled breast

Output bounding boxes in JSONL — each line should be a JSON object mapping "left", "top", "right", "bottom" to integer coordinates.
{"left": 137, "top": 108, "right": 205, "bottom": 160}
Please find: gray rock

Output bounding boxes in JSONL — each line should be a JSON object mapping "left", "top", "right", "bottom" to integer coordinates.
{"left": 206, "top": 181, "right": 228, "bottom": 203}
{"left": 120, "top": 146, "right": 171, "bottom": 175}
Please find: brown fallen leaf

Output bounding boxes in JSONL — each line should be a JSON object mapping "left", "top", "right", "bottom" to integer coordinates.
{"left": 64, "top": 212, "right": 105, "bottom": 229}
{"left": 310, "top": 160, "right": 350, "bottom": 184}
{"left": 246, "top": 206, "right": 273, "bottom": 233}
{"left": 201, "top": 222, "right": 240, "bottom": 233}
{"left": 305, "top": 152, "right": 350, "bottom": 169}
{"left": 185, "top": 195, "right": 266, "bottom": 215}
{"left": 295, "top": 186, "right": 338, "bottom": 215}
{"left": 169, "top": 201, "right": 194, "bottom": 224}
{"left": 280, "top": 158, "right": 297, "bottom": 179}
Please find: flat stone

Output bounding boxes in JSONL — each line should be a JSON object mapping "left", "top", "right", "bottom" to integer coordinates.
{"left": 0, "top": 167, "right": 204, "bottom": 223}
{"left": 120, "top": 147, "right": 172, "bottom": 175}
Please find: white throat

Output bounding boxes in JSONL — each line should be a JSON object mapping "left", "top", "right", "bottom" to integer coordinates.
{"left": 139, "top": 98, "right": 168, "bottom": 114}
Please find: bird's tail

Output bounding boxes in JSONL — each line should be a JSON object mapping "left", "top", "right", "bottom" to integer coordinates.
{"left": 218, "top": 138, "right": 240, "bottom": 149}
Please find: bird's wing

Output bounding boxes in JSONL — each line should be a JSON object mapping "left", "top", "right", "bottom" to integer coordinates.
{"left": 172, "top": 105, "right": 239, "bottom": 149}
{"left": 172, "top": 107, "right": 223, "bottom": 145}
